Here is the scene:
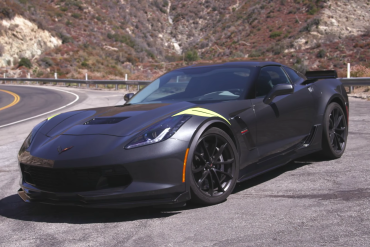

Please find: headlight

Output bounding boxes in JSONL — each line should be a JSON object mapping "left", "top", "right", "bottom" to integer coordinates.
{"left": 125, "top": 115, "right": 191, "bottom": 149}
{"left": 23, "top": 120, "right": 47, "bottom": 149}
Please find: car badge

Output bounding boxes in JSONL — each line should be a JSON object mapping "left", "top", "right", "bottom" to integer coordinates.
{"left": 57, "top": 146, "right": 74, "bottom": 154}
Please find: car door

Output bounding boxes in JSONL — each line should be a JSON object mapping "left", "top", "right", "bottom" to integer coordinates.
{"left": 251, "top": 66, "right": 315, "bottom": 168}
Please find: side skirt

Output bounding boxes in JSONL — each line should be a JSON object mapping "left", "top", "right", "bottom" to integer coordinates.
{"left": 237, "top": 147, "right": 321, "bottom": 184}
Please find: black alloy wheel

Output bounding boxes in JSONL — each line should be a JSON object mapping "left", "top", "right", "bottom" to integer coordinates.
{"left": 190, "top": 127, "right": 238, "bottom": 205}
{"left": 321, "top": 102, "right": 348, "bottom": 159}
{"left": 328, "top": 107, "right": 346, "bottom": 152}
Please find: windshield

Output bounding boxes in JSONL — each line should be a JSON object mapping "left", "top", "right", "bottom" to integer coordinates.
{"left": 127, "top": 66, "right": 256, "bottom": 104}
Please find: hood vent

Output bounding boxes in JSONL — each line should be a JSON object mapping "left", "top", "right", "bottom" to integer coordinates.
{"left": 83, "top": 117, "right": 130, "bottom": 125}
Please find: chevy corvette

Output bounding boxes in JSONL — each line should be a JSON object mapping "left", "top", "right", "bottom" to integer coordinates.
{"left": 17, "top": 61, "right": 349, "bottom": 208}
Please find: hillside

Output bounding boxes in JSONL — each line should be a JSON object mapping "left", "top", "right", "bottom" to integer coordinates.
{"left": 0, "top": 0, "right": 369, "bottom": 79}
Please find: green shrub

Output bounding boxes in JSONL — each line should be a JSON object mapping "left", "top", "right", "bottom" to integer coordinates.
{"left": 249, "top": 49, "right": 263, "bottom": 58}
{"left": 300, "top": 19, "right": 320, "bottom": 32}
{"left": 58, "top": 32, "right": 73, "bottom": 44}
{"left": 18, "top": 57, "right": 32, "bottom": 68}
{"left": 271, "top": 42, "right": 285, "bottom": 55}
{"left": 270, "top": 31, "right": 282, "bottom": 39}
{"left": 71, "top": 13, "right": 81, "bottom": 19}
{"left": 307, "top": 4, "right": 318, "bottom": 15}
{"left": 185, "top": 50, "right": 199, "bottom": 61}
{"left": 317, "top": 49, "right": 326, "bottom": 58}
{"left": 65, "top": 0, "right": 83, "bottom": 10}
{"left": 40, "top": 57, "right": 54, "bottom": 68}
{"left": 107, "top": 33, "right": 135, "bottom": 48}
{"left": 0, "top": 44, "right": 4, "bottom": 56}
{"left": 0, "top": 7, "right": 16, "bottom": 19}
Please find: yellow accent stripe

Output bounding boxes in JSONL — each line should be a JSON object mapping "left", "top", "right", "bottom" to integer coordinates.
{"left": 173, "top": 107, "right": 231, "bottom": 125}
{"left": 183, "top": 148, "right": 189, "bottom": 183}
{"left": 0, "top": 89, "right": 21, "bottom": 112}
{"left": 47, "top": 114, "right": 60, "bottom": 120}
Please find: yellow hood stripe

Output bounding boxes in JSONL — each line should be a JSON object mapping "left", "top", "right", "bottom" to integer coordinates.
{"left": 173, "top": 108, "right": 231, "bottom": 125}
{"left": 47, "top": 114, "right": 60, "bottom": 121}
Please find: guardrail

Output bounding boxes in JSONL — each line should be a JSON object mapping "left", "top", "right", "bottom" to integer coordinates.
{"left": 340, "top": 78, "right": 370, "bottom": 86}
{"left": 0, "top": 78, "right": 151, "bottom": 91}
{"left": 1, "top": 77, "right": 369, "bottom": 91}
{"left": 340, "top": 78, "right": 370, "bottom": 94}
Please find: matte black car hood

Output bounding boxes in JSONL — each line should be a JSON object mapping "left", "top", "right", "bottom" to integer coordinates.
{"left": 39, "top": 102, "right": 197, "bottom": 137}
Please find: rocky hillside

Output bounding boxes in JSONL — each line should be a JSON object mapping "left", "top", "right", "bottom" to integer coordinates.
{"left": 0, "top": 15, "right": 61, "bottom": 68}
{"left": 0, "top": 0, "right": 369, "bottom": 79}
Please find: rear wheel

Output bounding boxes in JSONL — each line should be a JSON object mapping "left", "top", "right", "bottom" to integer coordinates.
{"left": 320, "top": 102, "right": 348, "bottom": 159}
{"left": 190, "top": 127, "right": 238, "bottom": 205}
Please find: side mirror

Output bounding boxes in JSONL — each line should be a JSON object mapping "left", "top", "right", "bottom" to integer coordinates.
{"left": 263, "top": 84, "right": 293, "bottom": 105}
{"left": 124, "top": 93, "right": 135, "bottom": 102}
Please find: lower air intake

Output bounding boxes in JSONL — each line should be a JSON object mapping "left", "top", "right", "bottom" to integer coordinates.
{"left": 21, "top": 164, "right": 132, "bottom": 192}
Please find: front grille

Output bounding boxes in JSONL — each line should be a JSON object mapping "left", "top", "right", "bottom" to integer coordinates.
{"left": 21, "top": 164, "right": 132, "bottom": 192}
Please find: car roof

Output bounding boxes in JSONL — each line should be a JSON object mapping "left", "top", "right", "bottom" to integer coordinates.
{"left": 176, "top": 61, "right": 284, "bottom": 71}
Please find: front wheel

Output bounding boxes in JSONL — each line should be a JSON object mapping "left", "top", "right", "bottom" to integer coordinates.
{"left": 320, "top": 102, "right": 348, "bottom": 159}
{"left": 190, "top": 127, "right": 238, "bottom": 205}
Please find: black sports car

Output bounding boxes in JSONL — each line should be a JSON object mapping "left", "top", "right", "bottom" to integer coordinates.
{"left": 17, "top": 61, "right": 349, "bottom": 208}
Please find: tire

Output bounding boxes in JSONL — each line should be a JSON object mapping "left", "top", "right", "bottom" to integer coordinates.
{"left": 320, "top": 102, "right": 348, "bottom": 159}
{"left": 190, "top": 127, "right": 239, "bottom": 205}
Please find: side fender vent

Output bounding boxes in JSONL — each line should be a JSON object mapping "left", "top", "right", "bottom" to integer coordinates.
{"left": 303, "top": 125, "right": 319, "bottom": 147}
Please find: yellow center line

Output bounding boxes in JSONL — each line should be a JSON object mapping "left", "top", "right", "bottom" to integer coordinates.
{"left": 0, "top": 89, "right": 21, "bottom": 111}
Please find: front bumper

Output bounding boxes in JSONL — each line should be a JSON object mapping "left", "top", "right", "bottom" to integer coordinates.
{"left": 17, "top": 136, "right": 191, "bottom": 208}
{"left": 18, "top": 187, "right": 190, "bottom": 209}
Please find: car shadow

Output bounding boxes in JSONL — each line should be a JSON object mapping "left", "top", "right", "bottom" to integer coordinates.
{"left": 0, "top": 155, "right": 323, "bottom": 224}
{"left": 0, "top": 194, "right": 181, "bottom": 224}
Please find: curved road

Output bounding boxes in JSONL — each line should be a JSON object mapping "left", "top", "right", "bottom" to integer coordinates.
{"left": 0, "top": 86, "right": 369, "bottom": 246}
{"left": 0, "top": 89, "right": 20, "bottom": 110}
{"left": 0, "top": 85, "right": 79, "bottom": 128}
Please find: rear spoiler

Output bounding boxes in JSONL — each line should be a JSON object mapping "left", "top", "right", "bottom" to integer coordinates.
{"left": 305, "top": 70, "right": 338, "bottom": 80}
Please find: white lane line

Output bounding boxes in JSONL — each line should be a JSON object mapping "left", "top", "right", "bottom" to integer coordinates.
{"left": 0, "top": 87, "right": 80, "bottom": 128}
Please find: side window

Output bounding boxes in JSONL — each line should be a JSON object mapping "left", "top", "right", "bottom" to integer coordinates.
{"left": 256, "top": 66, "right": 290, "bottom": 97}
{"left": 284, "top": 67, "right": 302, "bottom": 83}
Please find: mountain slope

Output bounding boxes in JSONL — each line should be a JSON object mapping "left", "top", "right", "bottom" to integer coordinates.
{"left": 0, "top": 0, "right": 369, "bottom": 79}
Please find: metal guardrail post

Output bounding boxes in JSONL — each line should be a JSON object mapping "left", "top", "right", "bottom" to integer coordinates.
{"left": 85, "top": 74, "right": 89, "bottom": 89}
{"left": 137, "top": 85, "right": 140, "bottom": 91}
{"left": 346, "top": 63, "right": 352, "bottom": 93}
{"left": 115, "top": 84, "right": 118, "bottom": 90}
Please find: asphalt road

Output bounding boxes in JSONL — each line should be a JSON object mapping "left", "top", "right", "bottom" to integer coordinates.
{"left": 0, "top": 86, "right": 369, "bottom": 246}
{"left": 0, "top": 85, "right": 81, "bottom": 127}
